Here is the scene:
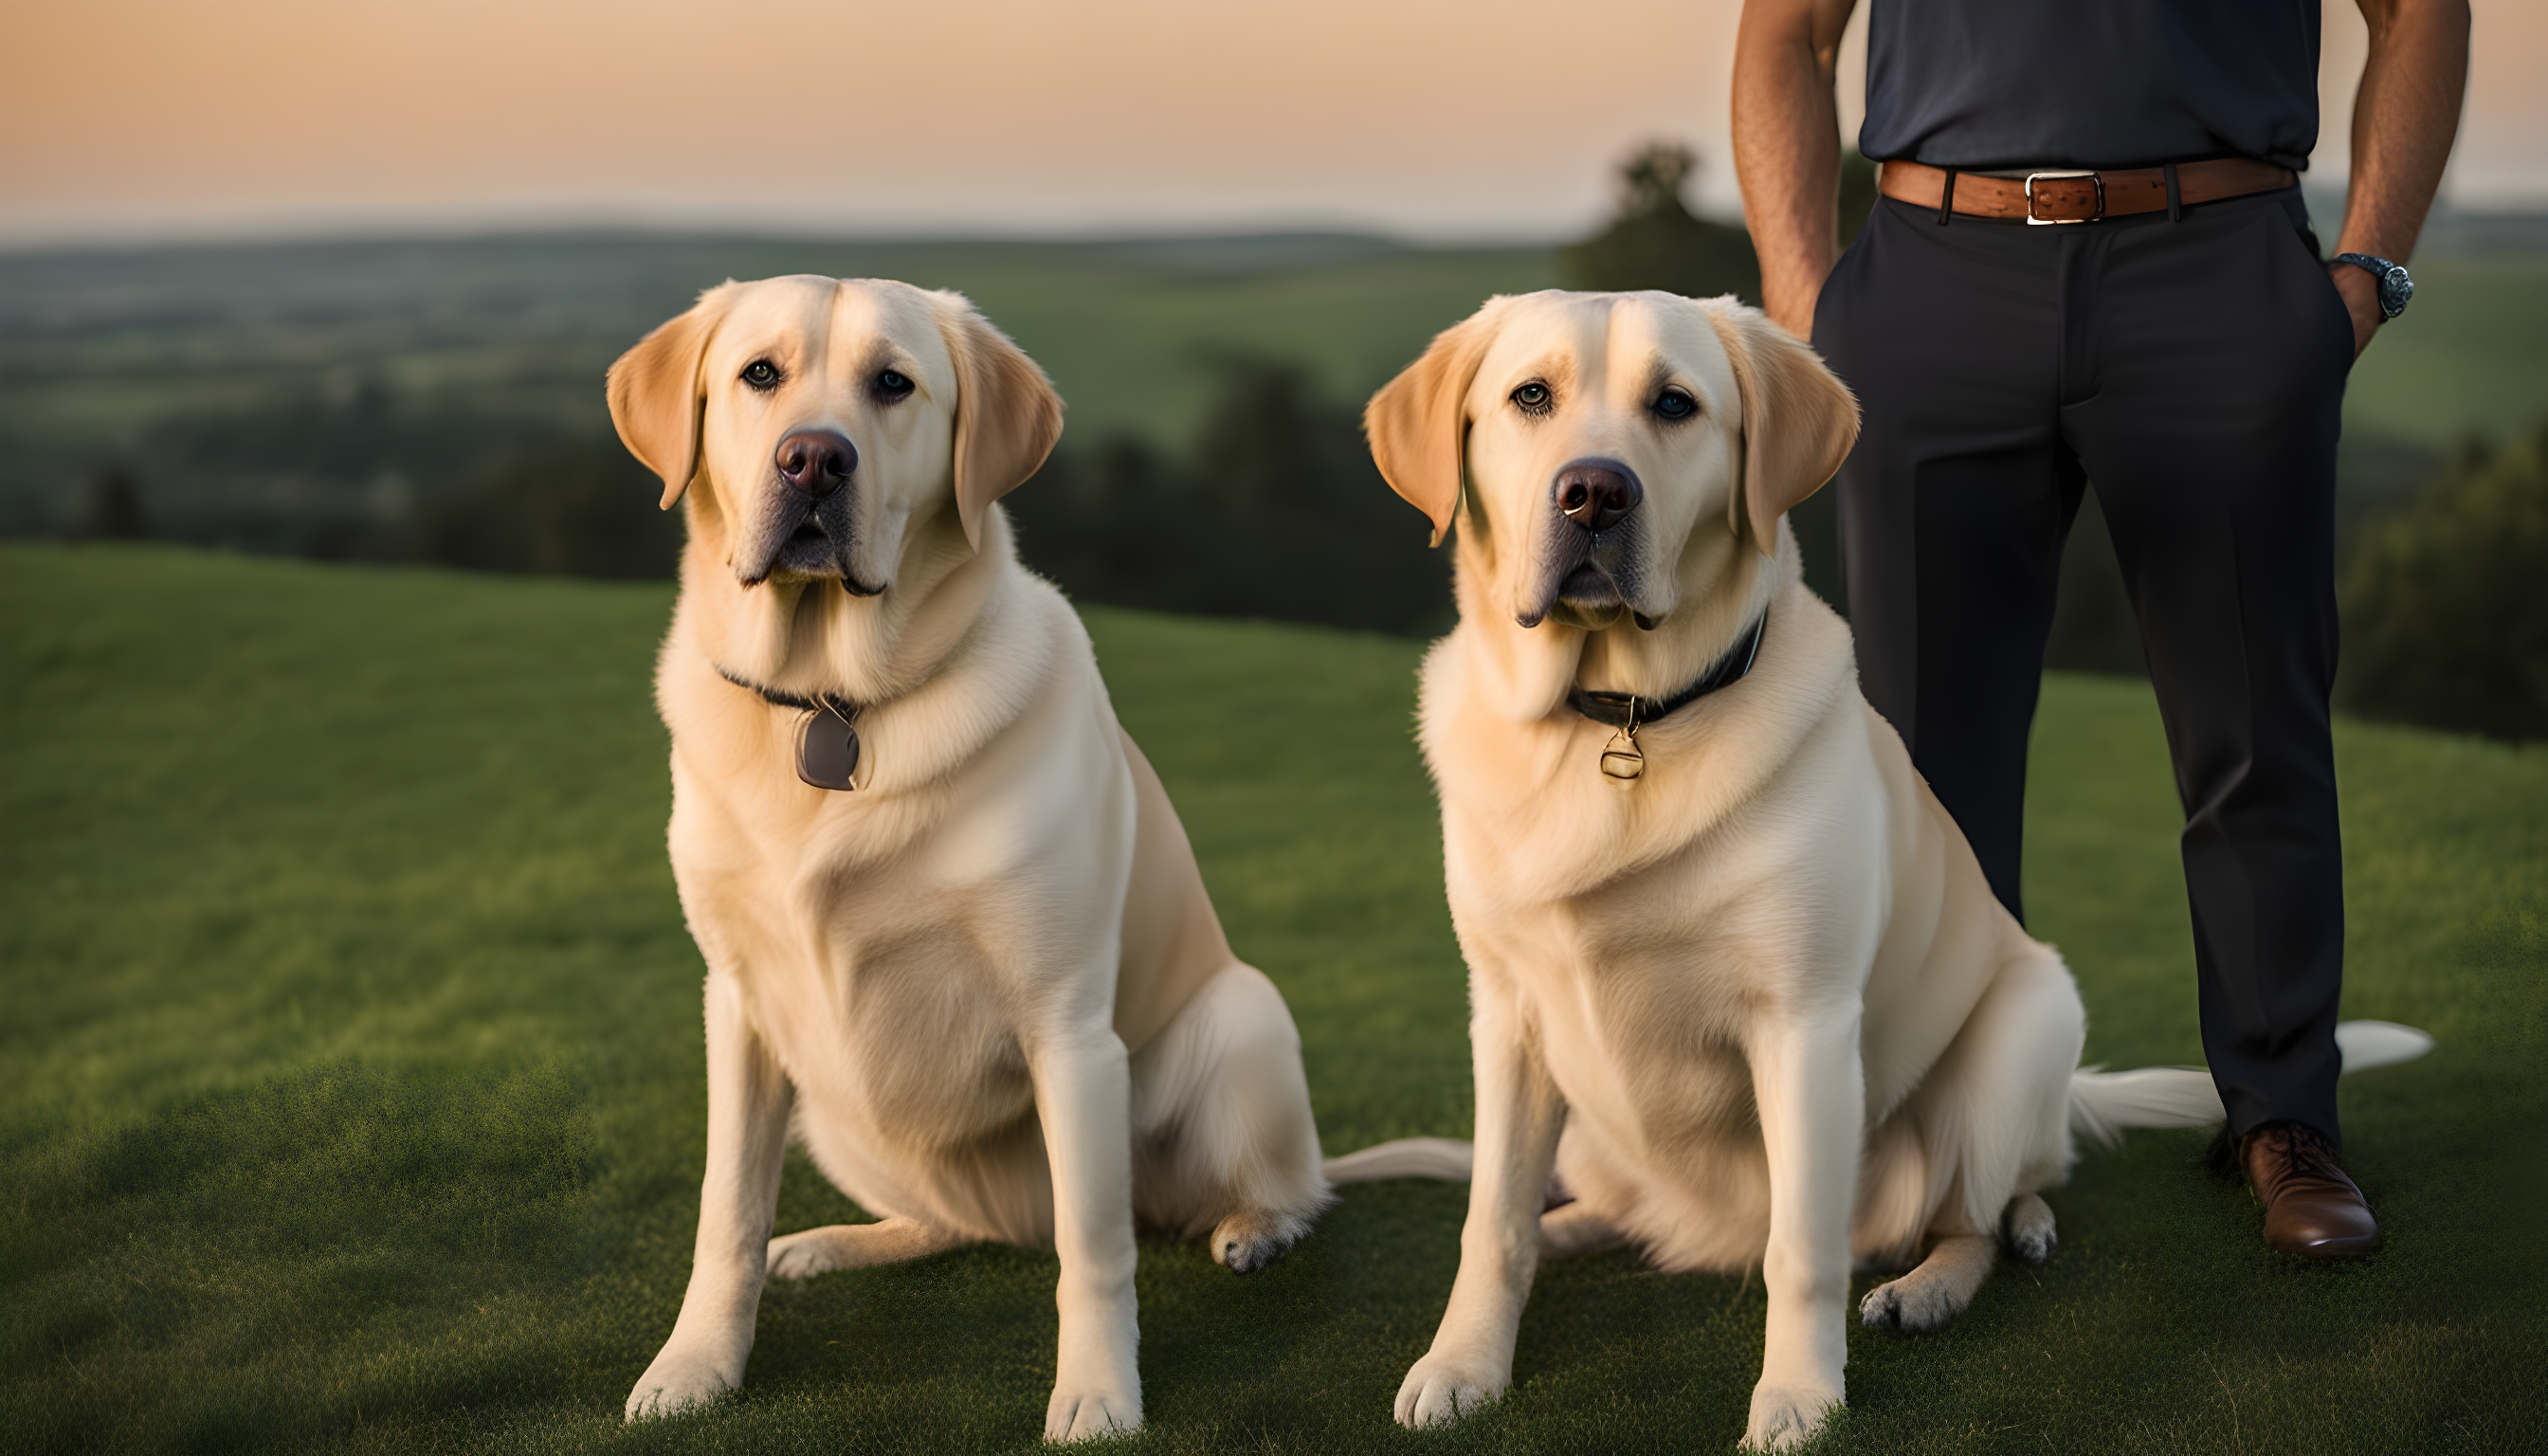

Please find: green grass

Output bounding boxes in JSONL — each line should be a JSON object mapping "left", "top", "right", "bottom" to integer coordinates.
{"left": 4, "top": 543, "right": 2543, "bottom": 1455}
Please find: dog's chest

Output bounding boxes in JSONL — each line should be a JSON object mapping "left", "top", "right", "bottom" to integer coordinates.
{"left": 1465, "top": 840, "right": 1826, "bottom": 1156}
{"left": 737, "top": 883, "right": 1040, "bottom": 1154}
{"left": 1526, "top": 934, "right": 1767, "bottom": 1151}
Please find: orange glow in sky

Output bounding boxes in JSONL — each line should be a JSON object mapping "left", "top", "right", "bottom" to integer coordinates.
{"left": 3, "top": 0, "right": 2540, "bottom": 244}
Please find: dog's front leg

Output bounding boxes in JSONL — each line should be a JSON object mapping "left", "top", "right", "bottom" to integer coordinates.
{"left": 1031, "top": 1020, "right": 1143, "bottom": 1441}
{"left": 627, "top": 973, "right": 793, "bottom": 1420}
{"left": 1743, "top": 1010, "right": 1864, "bottom": 1450}
{"left": 1396, "top": 992, "right": 1564, "bottom": 1428}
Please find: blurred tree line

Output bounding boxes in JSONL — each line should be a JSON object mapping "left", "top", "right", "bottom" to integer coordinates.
{"left": 2338, "top": 422, "right": 2548, "bottom": 739}
{"left": 54, "top": 357, "right": 1445, "bottom": 631}
{"left": 1009, "top": 355, "right": 1450, "bottom": 636}
{"left": 416, "top": 442, "right": 683, "bottom": 580}
{"left": 64, "top": 397, "right": 683, "bottom": 580}
{"left": 1560, "top": 141, "right": 1769, "bottom": 302}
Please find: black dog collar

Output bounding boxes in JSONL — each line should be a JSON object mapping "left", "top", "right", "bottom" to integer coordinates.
{"left": 718, "top": 665, "right": 863, "bottom": 792}
{"left": 1565, "top": 609, "right": 1767, "bottom": 781}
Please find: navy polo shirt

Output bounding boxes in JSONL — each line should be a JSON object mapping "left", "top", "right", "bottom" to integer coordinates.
{"left": 1858, "top": 0, "right": 2322, "bottom": 172}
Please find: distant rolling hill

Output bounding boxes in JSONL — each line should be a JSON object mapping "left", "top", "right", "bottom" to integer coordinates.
{"left": 8, "top": 229, "right": 2542, "bottom": 536}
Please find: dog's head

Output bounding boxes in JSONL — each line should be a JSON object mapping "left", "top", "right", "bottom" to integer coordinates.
{"left": 1366, "top": 290, "right": 1856, "bottom": 641}
{"left": 607, "top": 276, "right": 1063, "bottom": 593}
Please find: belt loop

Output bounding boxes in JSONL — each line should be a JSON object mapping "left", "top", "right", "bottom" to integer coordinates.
{"left": 2164, "top": 162, "right": 2182, "bottom": 223}
{"left": 1937, "top": 168, "right": 1957, "bottom": 227}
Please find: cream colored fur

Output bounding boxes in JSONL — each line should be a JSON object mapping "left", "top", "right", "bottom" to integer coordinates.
{"left": 610, "top": 276, "right": 1331, "bottom": 1441}
{"left": 1364, "top": 291, "right": 2214, "bottom": 1450}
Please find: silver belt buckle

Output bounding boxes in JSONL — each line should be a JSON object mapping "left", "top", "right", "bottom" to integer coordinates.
{"left": 2026, "top": 170, "right": 2103, "bottom": 225}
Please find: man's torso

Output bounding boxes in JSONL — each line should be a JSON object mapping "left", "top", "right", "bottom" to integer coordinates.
{"left": 1860, "top": 0, "right": 2321, "bottom": 172}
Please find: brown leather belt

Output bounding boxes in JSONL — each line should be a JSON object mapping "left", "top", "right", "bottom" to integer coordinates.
{"left": 1877, "top": 158, "right": 2296, "bottom": 224}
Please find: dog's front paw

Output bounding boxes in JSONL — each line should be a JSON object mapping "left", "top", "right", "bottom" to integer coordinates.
{"left": 1858, "top": 1272, "right": 1968, "bottom": 1334}
{"left": 1210, "top": 1207, "right": 1310, "bottom": 1274}
{"left": 768, "top": 1228, "right": 844, "bottom": 1281}
{"left": 1393, "top": 1352, "right": 1506, "bottom": 1428}
{"left": 1743, "top": 1380, "right": 1841, "bottom": 1450}
{"left": 1044, "top": 1382, "right": 1141, "bottom": 1442}
{"left": 624, "top": 1344, "right": 740, "bottom": 1422}
{"left": 2000, "top": 1193, "right": 2058, "bottom": 1265}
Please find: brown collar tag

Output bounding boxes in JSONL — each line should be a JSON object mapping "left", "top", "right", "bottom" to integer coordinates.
{"left": 792, "top": 700, "right": 862, "bottom": 791}
{"left": 1599, "top": 726, "right": 1646, "bottom": 782}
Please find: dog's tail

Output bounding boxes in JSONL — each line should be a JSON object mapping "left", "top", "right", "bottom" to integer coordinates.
{"left": 1326, "top": 1024, "right": 2434, "bottom": 1169}
{"left": 1323, "top": 1136, "right": 1474, "bottom": 1184}
{"left": 2066, "top": 1066, "right": 2221, "bottom": 1148}
{"left": 2067, "top": 1019, "right": 2433, "bottom": 1148}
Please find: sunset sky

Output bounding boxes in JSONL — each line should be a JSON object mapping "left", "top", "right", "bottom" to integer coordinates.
{"left": 4, "top": 0, "right": 2542, "bottom": 246}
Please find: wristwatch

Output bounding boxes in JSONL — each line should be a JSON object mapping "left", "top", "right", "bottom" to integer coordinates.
{"left": 2334, "top": 252, "right": 2414, "bottom": 321}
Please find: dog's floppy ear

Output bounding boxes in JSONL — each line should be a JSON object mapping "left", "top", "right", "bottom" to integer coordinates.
{"left": 1365, "top": 307, "right": 1497, "bottom": 547}
{"left": 1704, "top": 302, "right": 1860, "bottom": 554}
{"left": 939, "top": 298, "right": 1065, "bottom": 552}
{"left": 607, "top": 285, "right": 735, "bottom": 510}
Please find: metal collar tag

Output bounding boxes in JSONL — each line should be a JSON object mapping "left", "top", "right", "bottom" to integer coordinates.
{"left": 718, "top": 664, "right": 864, "bottom": 792}
{"left": 1599, "top": 697, "right": 1647, "bottom": 782}
{"left": 792, "top": 699, "right": 862, "bottom": 792}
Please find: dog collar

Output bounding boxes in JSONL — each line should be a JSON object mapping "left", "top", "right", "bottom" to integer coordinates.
{"left": 1566, "top": 609, "right": 1766, "bottom": 783}
{"left": 718, "top": 665, "right": 863, "bottom": 792}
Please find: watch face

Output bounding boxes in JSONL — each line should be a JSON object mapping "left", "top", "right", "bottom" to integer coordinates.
{"left": 2380, "top": 266, "right": 2414, "bottom": 318}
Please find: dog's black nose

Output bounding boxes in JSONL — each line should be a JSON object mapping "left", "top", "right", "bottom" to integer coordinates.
{"left": 776, "top": 429, "right": 858, "bottom": 497}
{"left": 1555, "top": 459, "right": 1643, "bottom": 533}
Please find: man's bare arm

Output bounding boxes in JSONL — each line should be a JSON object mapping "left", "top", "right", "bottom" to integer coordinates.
{"left": 2330, "top": 0, "right": 2471, "bottom": 355}
{"left": 1734, "top": 0, "right": 1861, "bottom": 339}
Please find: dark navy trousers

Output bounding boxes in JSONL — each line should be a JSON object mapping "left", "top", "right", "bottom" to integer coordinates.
{"left": 1812, "top": 188, "right": 2355, "bottom": 1144}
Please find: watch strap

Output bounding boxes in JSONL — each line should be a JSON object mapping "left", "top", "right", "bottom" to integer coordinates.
{"left": 2334, "top": 252, "right": 2412, "bottom": 319}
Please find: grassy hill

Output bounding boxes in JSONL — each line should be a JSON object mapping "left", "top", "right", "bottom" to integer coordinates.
{"left": 4, "top": 544, "right": 2543, "bottom": 1454}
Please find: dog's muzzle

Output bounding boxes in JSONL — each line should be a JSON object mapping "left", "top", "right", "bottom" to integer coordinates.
{"left": 1520, "top": 458, "right": 1646, "bottom": 628}
{"left": 743, "top": 428, "right": 881, "bottom": 592}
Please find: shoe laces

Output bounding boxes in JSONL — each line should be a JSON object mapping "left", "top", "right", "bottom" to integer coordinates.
{"left": 2248, "top": 1121, "right": 2356, "bottom": 1199}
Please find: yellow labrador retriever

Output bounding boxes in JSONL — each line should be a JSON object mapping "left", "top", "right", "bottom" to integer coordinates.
{"left": 610, "top": 276, "right": 1332, "bottom": 1439}
{"left": 1363, "top": 290, "right": 2259, "bottom": 1449}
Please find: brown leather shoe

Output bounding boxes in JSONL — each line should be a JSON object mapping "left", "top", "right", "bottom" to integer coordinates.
{"left": 2242, "top": 1121, "right": 2380, "bottom": 1260}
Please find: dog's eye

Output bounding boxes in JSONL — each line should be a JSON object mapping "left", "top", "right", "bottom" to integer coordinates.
{"left": 1651, "top": 388, "right": 1699, "bottom": 422}
{"left": 1511, "top": 381, "right": 1553, "bottom": 414}
{"left": 872, "top": 369, "right": 915, "bottom": 403}
{"left": 741, "top": 359, "right": 782, "bottom": 391}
